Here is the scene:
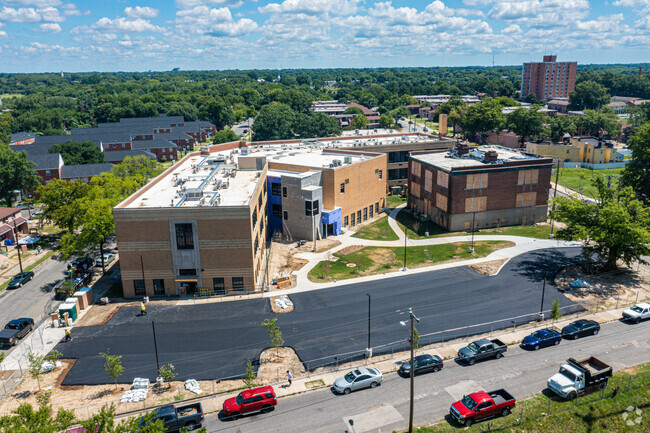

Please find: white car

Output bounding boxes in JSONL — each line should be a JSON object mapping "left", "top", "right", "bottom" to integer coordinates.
{"left": 332, "top": 368, "right": 383, "bottom": 395}
{"left": 622, "top": 303, "right": 650, "bottom": 323}
{"left": 97, "top": 253, "right": 115, "bottom": 266}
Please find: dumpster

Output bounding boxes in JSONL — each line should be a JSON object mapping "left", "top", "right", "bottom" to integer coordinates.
{"left": 79, "top": 286, "right": 94, "bottom": 304}
{"left": 73, "top": 291, "right": 89, "bottom": 310}
{"left": 59, "top": 302, "right": 78, "bottom": 322}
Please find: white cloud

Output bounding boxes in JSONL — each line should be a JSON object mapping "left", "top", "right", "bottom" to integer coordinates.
{"left": 62, "top": 3, "right": 84, "bottom": 16}
{"left": 175, "top": 6, "right": 257, "bottom": 36}
{"left": 501, "top": 23, "right": 522, "bottom": 33}
{"left": 90, "top": 17, "right": 162, "bottom": 33}
{"left": 118, "top": 35, "right": 133, "bottom": 46}
{"left": 38, "top": 22, "right": 61, "bottom": 32}
{"left": 488, "top": 0, "right": 590, "bottom": 28}
{"left": 3, "top": 0, "right": 62, "bottom": 7}
{"left": 260, "top": 0, "right": 361, "bottom": 15}
{"left": 636, "top": 14, "right": 650, "bottom": 28}
{"left": 124, "top": 6, "right": 159, "bottom": 19}
{"left": 0, "top": 30, "right": 7, "bottom": 38}
{"left": 0, "top": 7, "right": 42, "bottom": 22}
{"left": 175, "top": 0, "right": 249, "bottom": 8}
{"left": 613, "top": 0, "right": 650, "bottom": 6}
{"left": 38, "top": 6, "right": 64, "bottom": 22}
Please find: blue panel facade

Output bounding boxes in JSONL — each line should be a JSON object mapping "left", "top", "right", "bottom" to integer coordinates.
{"left": 267, "top": 175, "right": 283, "bottom": 234}
{"left": 322, "top": 208, "right": 342, "bottom": 236}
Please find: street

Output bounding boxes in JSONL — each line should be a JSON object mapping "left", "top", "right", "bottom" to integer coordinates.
{"left": 56, "top": 248, "right": 583, "bottom": 385}
{"left": 204, "top": 319, "right": 650, "bottom": 432}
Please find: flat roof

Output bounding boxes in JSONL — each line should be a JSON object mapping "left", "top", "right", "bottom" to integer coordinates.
{"left": 412, "top": 146, "right": 548, "bottom": 171}
{"left": 260, "top": 148, "right": 374, "bottom": 168}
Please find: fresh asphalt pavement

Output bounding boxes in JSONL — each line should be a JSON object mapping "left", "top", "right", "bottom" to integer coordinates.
{"left": 56, "top": 248, "right": 584, "bottom": 385}
{"left": 205, "top": 319, "right": 650, "bottom": 433}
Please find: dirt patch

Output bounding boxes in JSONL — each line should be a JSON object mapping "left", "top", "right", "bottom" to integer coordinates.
{"left": 267, "top": 241, "right": 309, "bottom": 290}
{"left": 365, "top": 248, "right": 396, "bottom": 265}
{"left": 305, "top": 379, "right": 326, "bottom": 389}
{"left": 469, "top": 258, "right": 509, "bottom": 276}
{"left": 75, "top": 302, "right": 138, "bottom": 327}
{"left": 270, "top": 295, "right": 294, "bottom": 314}
{"left": 337, "top": 245, "right": 365, "bottom": 256}
{"left": 255, "top": 347, "right": 305, "bottom": 384}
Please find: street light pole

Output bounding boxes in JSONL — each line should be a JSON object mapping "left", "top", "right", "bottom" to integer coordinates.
{"left": 366, "top": 294, "right": 371, "bottom": 357}
{"left": 550, "top": 159, "right": 560, "bottom": 238}
{"left": 539, "top": 265, "right": 547, "bottom": 320}
{"left": 11, "top": 224, "right": 23, "bottom": 273}
{"left": 152, "top": 321, "right": 160, "bottom": 376}
{"left": 408, "top": 308, "right": 420, "bottom": 433}
{"left": 139, "top": 254, "right": 146, "bottom": 293}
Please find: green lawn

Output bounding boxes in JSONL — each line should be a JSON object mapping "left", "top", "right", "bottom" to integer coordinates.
{"left": 308, "top": 241, "right": 513, "bottom": 283}
{"left": 395, "top": 210, "right": 450, "bottom": 238}
{"left": 555, "top": 167, "right": 624, "bottom": 198}
{"left": 412, "top": 363, "right": 650, "bottom": 433}
{"left": 386, "top": 194, "right": 406, "bottom": 209}
{"left": 352, "top": 216, "right": 399, "bottom": 241}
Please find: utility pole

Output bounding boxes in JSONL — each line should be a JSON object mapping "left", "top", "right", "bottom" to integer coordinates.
{"left": 139, "top": 255, "right": 146, "bottom": 292}
{"left": 11, "top": 224, "right": 23, "bottom": 273}
{"left": 539, "top": 265, "right": 547, "bottom": 320}
{"left": 550, "top": 159, "right": 560, "bottom": 238}
{"left": 402, "top": 226, "right": 408, "bottom": 271}
{"left": 152, "top": 321, "right": 160, "bottom": 376}
{"left": 408, "top": 308, "right": 420, "bottom": 433}
{"left": 366, "top": 294, "right": 371, "bottom": 357}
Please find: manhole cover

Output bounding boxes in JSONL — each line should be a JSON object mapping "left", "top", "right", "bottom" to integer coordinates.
{"left": 346, "top": 263, "right": 356, "bottom": 267}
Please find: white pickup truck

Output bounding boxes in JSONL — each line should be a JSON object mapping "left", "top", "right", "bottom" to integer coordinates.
{"left": 622, "top": 302, "right": 650, "bottom": 324}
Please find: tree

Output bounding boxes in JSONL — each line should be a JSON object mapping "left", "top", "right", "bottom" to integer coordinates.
{"left": 576, "top": 109, "right": 621, "bottom": 137}
{"left": 211, "top": 129, "right": 239, "bottom": 144}
{"left": 110, "top": 155, "right": 162, "bottom": 186}
{"left": 252, "top": 103, "right": 295, "bottom": 141}
{"left": 409, "top": 326, "right": 421, "bottom": 350}
{"left": 351, "top": 114, "right": 368, "bottom": 130}
{"left": 343, "top": 107, "right": 363, "bottom": 115}
{"left": 37, "top": 179, "right": 91, "bottom": 233}
{"left": 80, "top": 404, "right": 166, "bottom": 433}
{"left": 448, "top": 105, "right": 468, "bottom": 137}
{"left": 506, "top": 107, "right": 546, "bottom": 146}
{"left": 621, "top": 121, "right": 650, "bottom": 202}
{"left": 436, "top": 96, "right": 466, "bottom": 116}
{"left": 49, "top": 141, "right": 105, "bottom": 165}
{"left": 101, "top": 349, "right": 124, "bottom": 388}
{"left": 45, "top": 350, "right": 62, "bottom": 363}
{"left": 568, "top": 81, "right": 611, "bottom": 110}
{"left": 243, "top": 360, "right": 256, "bottom": 388}
{"left": 197, "top": 97, "right": 234, "bottom": 130}
{"left": 293, "top": 112, "right": 340, "bottom": 138}
{"left": 549, "top": 116, "right": 577, "bottom": 140}
{"left": 551, "top": 176, "right": 650, "bottom": 270}
{"left": 0, "top": 144, "right": 40, "bottom": 207}
{"left": 462, "top": 98, "right": 506, "bottom": 140}
{"left": 28, "top": 352, "right": 46, "bottom": 391}
{"left": 158, "top": 363, "right": 176, "bottom": 387}
{"left": 379, "top": 114, "right": 394, "bottom": 129}
{"left": 261, "top": 317, "right": 284, "bottom": 354}
{"left": 550, "top": 299, "right": 562, "bottom": 321}
{"left": 0, "top": 394, "right": 75, "bottom": 433}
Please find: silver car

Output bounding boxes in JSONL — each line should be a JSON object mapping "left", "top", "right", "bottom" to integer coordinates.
{"left": 332, "top": 368, "right": 383, "bottom": 395}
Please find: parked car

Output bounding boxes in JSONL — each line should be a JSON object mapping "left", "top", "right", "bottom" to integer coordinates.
{"left": 547, "top": 357, "right": 612, "bottom": 400}
{"left": 0, "top": 318, "right": 34, "bottom": 346}
{"left": 561, "top": 320, "right": 600, "bottom": 339}
{"left": 457, "top": 338, "right": 507, "bottom": 365}
{"left": 521, "top": 328, "right": 562, "bottom": 350}
{"left": 332, "top": 368, "right": 383, "bottom": 395}
{"left": 222, "top": 385, "right": 276, "bottom": 419}
{"left": 622, "top": 303, "right": 650, "bottom": 324}
{"left": 143, "top": 402, "right": 203, "bottom": 431}
{"left": 71, "top": 257, "right": 95, "bottom": 270}
{"left": 449, "top": 389, "right": 516, "bottom": 427}
{"left": 398, "top": 354, "right": 443, "bottom": 377}
{"left": 7, "top": 271, "right": 35, "bottom": 289}
{"left": 97, "top": 253, "right": 115, "bottom": 266}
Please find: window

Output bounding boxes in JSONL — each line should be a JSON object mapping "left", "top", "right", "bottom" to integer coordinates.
{"left": 254, "top": 237, "right": 259, "bottom": 255}
{"left": 272, "top": 204, "right": 282, "bottom": 218}
{"left": 357, "top": 210, "right": 361, "bottom": 223}
{"left": 411, "top": 183, "right": 421, "bottom": 198}
{"left": 271, "top": 182, "right": 281, "bottom": 196}
{"left": 232, "top": 277, "right": 244, "bottom": 291}
{"left": 388, "top": 150, "right": 409, "bottom": 163}
{"left": 153, "top": 279, "right": 165, "bottom": 295}
{"left": 369, "top": 205, "right": 373, "bottom": 218}
{"left": 516, "top": 192, "right": 537, "bottom": 207}
{"left": 282, "top": 187, "right": 287, "bottom": 198}
{"left": 213, "top": 278, "right": 225, "bottom": 293}
{"left": 134, "top": 279, "right": 145, "bottom": 296}
{"left": 465, "top": 196, "right": 487, "bottom": 212}
{"left": 305, "top": 200, "right": 319, "bottom": 216}
{"left": 424, "top": 170, "right": 433, "bottom": 192}
{"left": 363, "top": 207, "right": 368, "bottom": 221}
{"left": 258, "top": 193, "right": 262, "bottom": 208}
{"left": 351, "top": 213, "right": 356, "bottom": 227}
{"left": 436, "top": 170, "right": 449, "bottom": 188}
{"left": 179, "top": 268, "right": 196, "bottom": 276}
{"left": 517, "top": 169, "right": 539, "bottom": 185}
{"left": 466, "top": 173, "right": 488, "bottom": 190}
{"left": 252, "top": 208, "right": 258, "bottom": 227}
{"left": 411, "top": 161, "right": 421, "bottom": 178}
{"left": 378, "top": 170, "right": 383, "bottom": 180}
{"left": 388, "top": 168, "right": 408, "bottom": 180}
{"left": 344, "top": 216, "right": 349, "bottom": 226}
{"left": 175, "top": 223, "right": 194, "bottom": 250}
{"left": 283, "top": 211, "right": 288, "bottom": 220}
{"left": 340, "top": 183, "right": 345, "bottom": 193}
{"left": 436, "top": 193, "right": 448, "bottom": 211}
{"left": 45, "top": 170, "right": 51, "bottom": 177}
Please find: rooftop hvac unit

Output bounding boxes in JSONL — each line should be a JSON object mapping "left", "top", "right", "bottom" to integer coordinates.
{"left": 333, "top": 159, "right": 342, "bottom": 167}
{"left": 344, "top": 156, "right": 352, "bottom": 164}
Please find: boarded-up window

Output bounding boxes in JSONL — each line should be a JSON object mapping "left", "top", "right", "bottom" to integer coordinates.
{"left": 424, "top": 170, "right": 433, "bottom": 192}
{"left": 465, "top": 196, "right": 487, "bottom": 212}
{"left": 411, "top": 183, "right": 421, "bottom": 198}
{"left": 516, "top": 191, "right": 537, "bottom": 207}
{"left": 436, "top": 193, "right": 448, "bottom": 211}
{"left": 466, "top": 173, "right": 489, "bottom": 190}
{"left": 437, "top": 170, "right": 449, "bottom": 188}
{"left": 412, "top": 161, "right": 421, "bottom": 178}
{"left": 517, "top": 169, "right": 539, "bottom": 185}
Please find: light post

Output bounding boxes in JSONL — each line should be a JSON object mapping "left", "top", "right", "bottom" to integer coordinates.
{"left": 366, "top": 294, "right": 371, "bottom": 358}
{"left": 539, "top": 265, "right": 548, "bottom": 320}
{"left": 401, "top": 308, "right": 420, "bottom": 433}
{"left": 549, "top": 159, "right": 560, "bottom": 238}
{"left": 10, "top": 224, "right": 23, "bottom": 273}
{"left": 152, "top": 321, "right": 160, "bottom": 377}
{"left": 139, "top": 254, "right": 146, "bottom": 292}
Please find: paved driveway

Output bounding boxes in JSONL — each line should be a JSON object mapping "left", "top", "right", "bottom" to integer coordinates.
{"left": 56, "top": 248, "right": 582, "bottom": 385}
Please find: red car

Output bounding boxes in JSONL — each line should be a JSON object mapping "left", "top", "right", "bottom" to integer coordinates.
{"left": 222, "top": 385, "right": 277, "bottom": 419}
{"left": 449, "top": 389, "right": 516, "bottom": 427}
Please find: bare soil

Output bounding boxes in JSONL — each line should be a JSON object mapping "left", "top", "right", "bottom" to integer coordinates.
{"left": 255, "top": 347, "right": 305, "bottom": 384}
{"left": 270, "top": 295, "right": 294, "bottom": 314}
{"left": 75, "top": 302, "right": 138, "bottom": 327}
{"left": 296, "top": 239, "right": 341, "bottom": 254}
{"left": 267, "top": 241, "right": 309, "bottom": 290}
{"left": 469, "top": 258, "right": 509, "bottom": 276}
{"left": 336, "top": 245, "right": 365, "bottom": 256}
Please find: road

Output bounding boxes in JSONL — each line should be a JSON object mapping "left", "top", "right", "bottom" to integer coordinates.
{"left": 205, "top": 319, "right": 650, "bottom": 433}
{"left": 56, "top": 248, "right": 584, "bottom": 385}
{"left": 232, "top": 118, "right": 254, "bottom": 136}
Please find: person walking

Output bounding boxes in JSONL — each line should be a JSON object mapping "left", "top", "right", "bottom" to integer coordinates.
{"left": 287, "top": 370, "right": 292, "bottom": 387}
{"left": 65, "top": 328, "right": 72, "bottom": 341}
{"left": 140, "top": 302, "right": 147, "bottom": 316}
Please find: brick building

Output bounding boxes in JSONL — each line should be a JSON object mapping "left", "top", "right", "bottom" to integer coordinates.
{"left": 0, "top": 207, "right": 29, "bottom": 246}
{"left": 408, "top": 145, "right": 552, "bottom": 232}
{"left": 521, "top": 55, "right": 577, "bottom": 101}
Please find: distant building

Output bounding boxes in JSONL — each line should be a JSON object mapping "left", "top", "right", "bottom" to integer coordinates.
{"left": 9, "top": 132, "right": 37, "bottom": 146}
{"left": 526, "top": 137, "right": 618, "bottom": 165}
{"left": 408, "top": 144, "right": 552, "bottom": 231}
{"left": 0, "top": 207, "right": 29, "bottom": 246}
{"left": 547, "top": 99, "right": 570, "bottom": 114}
{"left": 521, "top": 55, "right": 577, "bottom": 101}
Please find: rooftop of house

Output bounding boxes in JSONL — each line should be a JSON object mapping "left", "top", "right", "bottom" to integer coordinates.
{"left": 10, "top": 132, "right": 37, "bottom": 142}
{"left": 60, "top": 163, "right": 114, "bottom": 179}
{"left": 103, "top": 149, "right": 156, "bottom": 163}
{"left": 0, "top": 207, "right": 22, "bottom": 220}
{"left": 412, "top": 145, "right": 549, "bottom": 171}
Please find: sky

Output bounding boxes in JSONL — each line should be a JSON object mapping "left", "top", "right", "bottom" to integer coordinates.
{"left": 0, "top": 0, "right": 649, "bottom": 73}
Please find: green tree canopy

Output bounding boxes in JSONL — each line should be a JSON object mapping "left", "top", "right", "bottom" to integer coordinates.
{"left": 462, "top": 97, "right": 506, "bottom": 137}
{"left": 0, "top": 394, "right": 74, "bottom": 433}
{"left": 569, "top": 81, "right": 611, "bottom": 111}
{"left": 49, "top": 141, "right": 105, "bottom": 165}
{"left": 351, "top": 114, "right": 368, "bottom": 129}
{"left": 551, "top": 176, "right": 650, "bottom": 270}
{"left": 576, "top": 108, "right": 621, "bottom": 137}
{"left": 343, "top": 106, "right": 363, "bottom": 115}
{"left": 252, "top": 102, "right": 296, "bottom": 141}
{"left": 0, "top": 144, "right": 40, "bottom": 206}
{"left": 211, "top": 129, "right": 239, "bottom": 144}
{"left": 293, "top": 112, "right": 340, "bottom": 138}
{"left": 506, "top": 107, "right": 546, "bottom": 146}
{"left": 621, "top": 121, "right": 650, "bottom": 202}
{"left": 549, "top": 116, "right": 577, "bottom": 140}
{"left": 379, "top": 113, "right": 394, "bottom": 129}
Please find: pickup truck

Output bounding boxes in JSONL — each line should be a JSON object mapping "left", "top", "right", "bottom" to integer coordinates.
{"left": 449, "top": 389, "right": 516, "bottom": 427}
{"left": 0, "top": 318, "right": 34, "bottom": 346}
{"left": 148, "top": 402, "right": 203, "bottom": 431}
{"left": 547, "top": 356, "right": 613, "bottom": 400}
{"left": 622, "top": 302, "right": 650, "bottom": 324}
{"left": 457, "top": 338, "right": 507, "bottom": 365}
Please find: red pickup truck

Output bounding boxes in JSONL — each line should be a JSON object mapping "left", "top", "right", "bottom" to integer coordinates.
{"left": 449, "top": 389, "right": 516, "bottom": 427}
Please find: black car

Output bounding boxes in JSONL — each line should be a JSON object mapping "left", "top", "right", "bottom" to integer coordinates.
{"left": 71, "top": 257, "right": 95, "bottom": 270}
{"left": 561, "top": 320, "right": 600, "bottom": 339}
{"left": 398, "top": 354, "right": 443, "bottom": 376}
{"left": 7, "top": 271, "right": 35, "bottom": 289}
